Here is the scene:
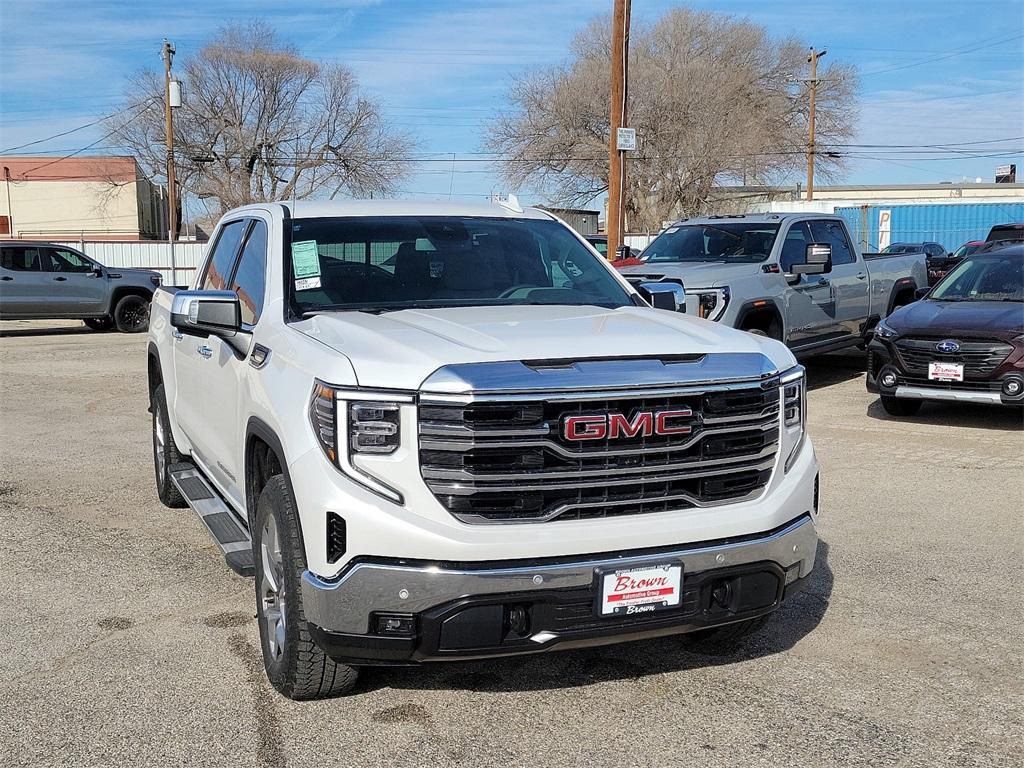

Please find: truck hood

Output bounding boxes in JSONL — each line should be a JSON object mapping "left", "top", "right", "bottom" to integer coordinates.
{"left": 888, "top": 299, "right": 1024, "bottom": 340}
{"left": 617, "top": 261, "right": 759, "bottom": 288}
{"left": 294, "top": 304, "right": 795, "bottom": 390}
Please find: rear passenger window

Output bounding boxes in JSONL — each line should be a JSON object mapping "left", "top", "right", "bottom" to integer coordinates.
{"left": 230, "top": 220, "right": 268, "bottom": 326}
{"left": 201, "top": 220, "right": 247, "bottom": 290}
{"left": 809, "top": 220, "right": 855, "bottom": 266}
{"left": 1, "top": 247, "right": 44, "bottom": 271}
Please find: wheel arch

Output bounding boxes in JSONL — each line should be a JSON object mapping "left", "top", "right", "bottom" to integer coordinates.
{"left": 105, "top": 286, "right": 154, "bottom": 316}
{"left": 245, "top": 417, "right": 304, "bottom": 554}
{"left": 886, "top": 277, "right": 918, "bottom": 316}
{"left": 735, "top": 298, "right": 785, "bottom": 341}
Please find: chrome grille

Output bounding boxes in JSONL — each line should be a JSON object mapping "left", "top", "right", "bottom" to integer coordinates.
{"left": 419, "top": 384, "right": 780, "bottom": 524}
{"left": 894, "top": 338, "right": 1013, "bottom": 378}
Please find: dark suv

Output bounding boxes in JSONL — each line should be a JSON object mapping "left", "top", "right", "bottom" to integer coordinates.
{"left": 867, "top": 244, "right": 1024, "bottom": 415}
{"left": 0, "top": 241, "right": 161, "bottom": 332}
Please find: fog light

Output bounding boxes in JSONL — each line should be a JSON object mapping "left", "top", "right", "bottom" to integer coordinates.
{"left": 507, "top": 604, "right": 531, "bottom": 637}
{"left": 1003, "top": 378, "right": 1023, "bottom": 396}
{"left": 880, "top": 370, "right": 898, "bottom": 388}
{"left": 373, "top": 613, "right": 415, "bottom": 636}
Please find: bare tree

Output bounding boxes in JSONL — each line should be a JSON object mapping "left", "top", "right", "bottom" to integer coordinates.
{"left": 488, "top": 9, "right": 858, "bottom": 230}
{"left": 109, "top": 22, "right": 417, "bottom": 218}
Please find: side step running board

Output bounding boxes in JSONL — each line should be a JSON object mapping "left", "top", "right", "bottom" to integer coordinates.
{"left": 170, "top": 463, "right": 254, "bottom": 577}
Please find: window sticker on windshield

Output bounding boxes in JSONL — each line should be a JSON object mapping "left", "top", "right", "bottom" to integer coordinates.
{"left": 291, "top": 240, "right": 321, "bottom": 279}
{"left": 295, "top": 276, "right": 321, "bottom": 291}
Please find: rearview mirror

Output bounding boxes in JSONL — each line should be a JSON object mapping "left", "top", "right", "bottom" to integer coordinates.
{"left": 638, "top": 281, "right": 686, "bottom": 312}
{"left": 791, "top": 243, "right": 832, "bottom": 275}
{"left": 171, "top": 289, "right": 242, "bottom": 338}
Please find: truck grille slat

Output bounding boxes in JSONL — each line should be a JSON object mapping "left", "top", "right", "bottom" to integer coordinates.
{"left": 419, "top": 385, "right": 780, "bottom": 524}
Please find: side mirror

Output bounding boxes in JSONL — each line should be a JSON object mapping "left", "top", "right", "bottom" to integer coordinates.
{"left": 171, "top": 289, "right": 242, "bottom": 338}
{"left": 914, "top": 286, "right": 930, "bottom": 300}
{"left": 638, "top": 281, "right": 686, "bottom": 312}
{"left": 792, "top": 243, "right": 832, "bottom": 275}
{"left": 89, "top": 266, "right": 103, "bottom": 278}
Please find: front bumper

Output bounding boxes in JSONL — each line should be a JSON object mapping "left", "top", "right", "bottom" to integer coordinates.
{"left": 301, "top": 512, "right": 818, "bottom": 665}
{"left": 867, "top": 338, "right": 1024, "bottom": 406}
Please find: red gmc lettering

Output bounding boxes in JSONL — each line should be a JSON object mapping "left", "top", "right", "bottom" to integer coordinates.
{"left": 655, "top": 409, "right": 693, "bottom": 435}
{"left": 564, "top": 415, "right": 607, "bottom": 440}
{"left": 608, "top": 412, "right": 653, "bottom": 438}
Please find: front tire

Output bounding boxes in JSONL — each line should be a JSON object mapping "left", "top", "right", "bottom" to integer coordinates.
{"left": 254, "top": 475, "right": 358, "bottom": 700}
{"left": 152, "top": 384, "right": 187, "bottom": 508}
{"left": 114, "top": 295, "right": 150, "bottom": 333}
{"left": 880, "top": 395, "right": 922, "bottom": 416}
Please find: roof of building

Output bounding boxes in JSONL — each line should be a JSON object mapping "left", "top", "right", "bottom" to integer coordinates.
{"left": 0, "top": 155, "right": 141, "bottom": 183}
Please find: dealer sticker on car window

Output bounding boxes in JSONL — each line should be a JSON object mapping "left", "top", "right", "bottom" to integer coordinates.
{"left": 598, "top": 563, "right": 682, "bottom": 617}
{"left": 291, "top": 240, "right": 322, "bottom": 290}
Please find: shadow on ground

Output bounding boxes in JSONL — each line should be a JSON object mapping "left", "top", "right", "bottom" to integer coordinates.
{"left": 866, "top": 397, "right": 1024, "bottom": 431}
{"left": 0, "top": 321, "right": 99, "bottom": 338}
{"left": 360, "top": 539, "right": 833, "bottom": 696}
{"left": 803, "top": 351, "right": 866, "bottom": 391}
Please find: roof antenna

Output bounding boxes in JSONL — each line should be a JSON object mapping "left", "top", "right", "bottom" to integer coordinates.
{"left": 491, "top": 193, "right": 523, "bottom": 214}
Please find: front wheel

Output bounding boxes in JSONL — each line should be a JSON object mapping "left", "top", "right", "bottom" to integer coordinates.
{"left": 114, "top": 295, "right": 150, "bottom": 333}
{"left": 254, "top": 475, "right": 358, "bottom": 700}
{"left": 880, "top": 395, "right": 922, "bottom": 417}
{"left": 152, "top": 384, "right": 187, "bottom": 508}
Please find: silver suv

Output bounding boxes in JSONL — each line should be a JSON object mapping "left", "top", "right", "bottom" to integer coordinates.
{"left": 0, "top": 241, "right": 161, "bottom": 332}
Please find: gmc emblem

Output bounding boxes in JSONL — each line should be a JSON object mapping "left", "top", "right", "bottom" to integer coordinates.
{"left": 563, "top": 409, "right": 693, "bottom": 441}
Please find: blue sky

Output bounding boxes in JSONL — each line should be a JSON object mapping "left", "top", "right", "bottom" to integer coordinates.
{"left": 1, "top": 0, "right": 1022, "bottom": 208}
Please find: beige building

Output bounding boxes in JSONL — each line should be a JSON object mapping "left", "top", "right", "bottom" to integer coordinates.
{"left": 0, "top": 155, "right": 167, "bottom": 240}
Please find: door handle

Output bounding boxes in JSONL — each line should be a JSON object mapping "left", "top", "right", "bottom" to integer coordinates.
{"left": 0, "top": 276, "right": 12, "bottom": 281}
{"left": 171, "top": 329, "right": 183, "bottom": 341}
{"left": 856, "top": 272, "right": 867, "bottom": 280}
{"left": 197, "top": 345, "right": 213, "bottom": 359}
{"left": 53, "top": 276, "right": 68, "bottom": 282}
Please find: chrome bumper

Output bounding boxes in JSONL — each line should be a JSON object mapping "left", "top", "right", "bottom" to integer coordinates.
{"left": 894, "top": 385, "right": 1004, "bottom": 405}
{"left": 302, "top": 514, "right": 818, "bottom": 634}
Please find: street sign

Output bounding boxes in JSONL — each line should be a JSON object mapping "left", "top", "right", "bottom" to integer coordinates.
{"left": 616, "top": 127, "right": 637, "bottom": 152}
{"left": 996, "top": 164, "right": 1016, "bottom": 183}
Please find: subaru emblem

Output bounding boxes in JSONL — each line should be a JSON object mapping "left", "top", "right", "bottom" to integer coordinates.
{"left": 935, "top": 339, "right": 960, "bottom": 354}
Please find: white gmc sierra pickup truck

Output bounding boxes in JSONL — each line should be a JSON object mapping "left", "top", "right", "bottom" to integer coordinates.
{"left": 147, "top": 200, "right": 819, "bottom": 699}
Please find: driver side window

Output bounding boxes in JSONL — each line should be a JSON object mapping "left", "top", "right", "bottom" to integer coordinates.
{"left": 47, "top": 248, "right": 94, "bottom": 273}
{"left": 780, "top": 223, "right": 811, "bottom": 273}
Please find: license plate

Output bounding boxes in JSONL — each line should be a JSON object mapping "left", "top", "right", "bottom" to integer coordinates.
{"left": 928, "top": 361, "right": 964, "bottom": 381}
{"left": 597, "top": 562, "right": 682, "bottom": 617}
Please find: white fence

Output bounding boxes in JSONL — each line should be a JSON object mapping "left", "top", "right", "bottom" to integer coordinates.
{"left": 624, "top": 233, "right": 657, "bottom": 251}
{"left": 53, "top": 241, "right": 208, "bottom": 286}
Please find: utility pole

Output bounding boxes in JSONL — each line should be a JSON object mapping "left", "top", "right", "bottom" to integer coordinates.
{"left": 162, "top": 39, "right": 178, "bottom": 284}
{"left": 3, "top": 167, "right": 13, "bottom": 237}
{"left": 607, "top": 0, "right": 631, "bottom": 260}
{"left": 806, "top": 47, "right": 826, "bottom": 202}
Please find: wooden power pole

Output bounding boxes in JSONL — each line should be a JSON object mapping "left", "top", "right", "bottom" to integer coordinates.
{"left": 806, "top": 47, "right": 826, "bottom": 202}
{"left": 162, "top": 40, "right": 178, "bottom": 245}
{"left": 607, "top": 0, "right": 631, "bottom": 259}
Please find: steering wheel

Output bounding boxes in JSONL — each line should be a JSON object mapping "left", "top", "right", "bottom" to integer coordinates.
{"left": 497, "top": 284, "right": 537, "bottom": 299}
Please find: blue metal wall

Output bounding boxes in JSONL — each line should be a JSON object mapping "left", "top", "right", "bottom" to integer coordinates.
{"left": 835, "top": 202, "right": 1024, "bottom": 252}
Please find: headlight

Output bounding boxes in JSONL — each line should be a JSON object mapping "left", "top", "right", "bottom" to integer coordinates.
{"left": 780, "top": 367, "right": 806, "bottom": 473}
{"left": 691, "top": 286, "right": 730, "bottom": 321}
{"left": 309, "top": 380, "right": 412, "bottom": 503}
{"left": 874, "top": 319, "right": 898, "bottom": 340}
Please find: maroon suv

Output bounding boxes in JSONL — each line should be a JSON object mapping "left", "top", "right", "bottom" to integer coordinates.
{"left": 867, "top": 244, "right": 1024, "bottom": 415}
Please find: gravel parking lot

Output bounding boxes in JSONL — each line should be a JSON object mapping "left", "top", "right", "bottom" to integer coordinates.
{"left": 1, "top": 320, "right": 1022, "bottom": 768}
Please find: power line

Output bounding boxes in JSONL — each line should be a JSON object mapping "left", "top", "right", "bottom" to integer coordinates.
{"left": 860, "top": 31, "right": 1024, "bottom": 77}
{"left": 0, "top": 98, "right": 157, "bottom": 154}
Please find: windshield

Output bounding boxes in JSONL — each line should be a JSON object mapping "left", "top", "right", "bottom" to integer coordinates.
{"left": 286, "top": 216, "right": 633, "bottom": 315}
{"left": 931, "top": 256, "right": 1023, "bottom": 302}
{"left": 951, "top": 243, "right": 982, "bottom": 259}
{"left": 882, "top": 244, "right": 921, "bottom": 254}
{"left": 641, "top": 223, "right": 780, "bottom": 264}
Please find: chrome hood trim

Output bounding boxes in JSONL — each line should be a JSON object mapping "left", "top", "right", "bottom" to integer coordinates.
{"left": 420, "top": 352, "right": 780, "bottom": 399}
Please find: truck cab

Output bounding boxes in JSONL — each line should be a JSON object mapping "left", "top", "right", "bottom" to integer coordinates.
{"left": 618, "top": 214, "right": 926, "bottom": 357}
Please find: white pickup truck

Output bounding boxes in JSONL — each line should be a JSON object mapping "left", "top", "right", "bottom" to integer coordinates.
{"left": 147, "top": 200, "right": 819, "bottom": 699}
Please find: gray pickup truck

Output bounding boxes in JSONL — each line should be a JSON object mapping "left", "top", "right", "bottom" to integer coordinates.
{"left": 619, "top": 213, "right": 927, "bottom": 357}
{"left": 0, "top": 241, "right": 161, "bottom": 332}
